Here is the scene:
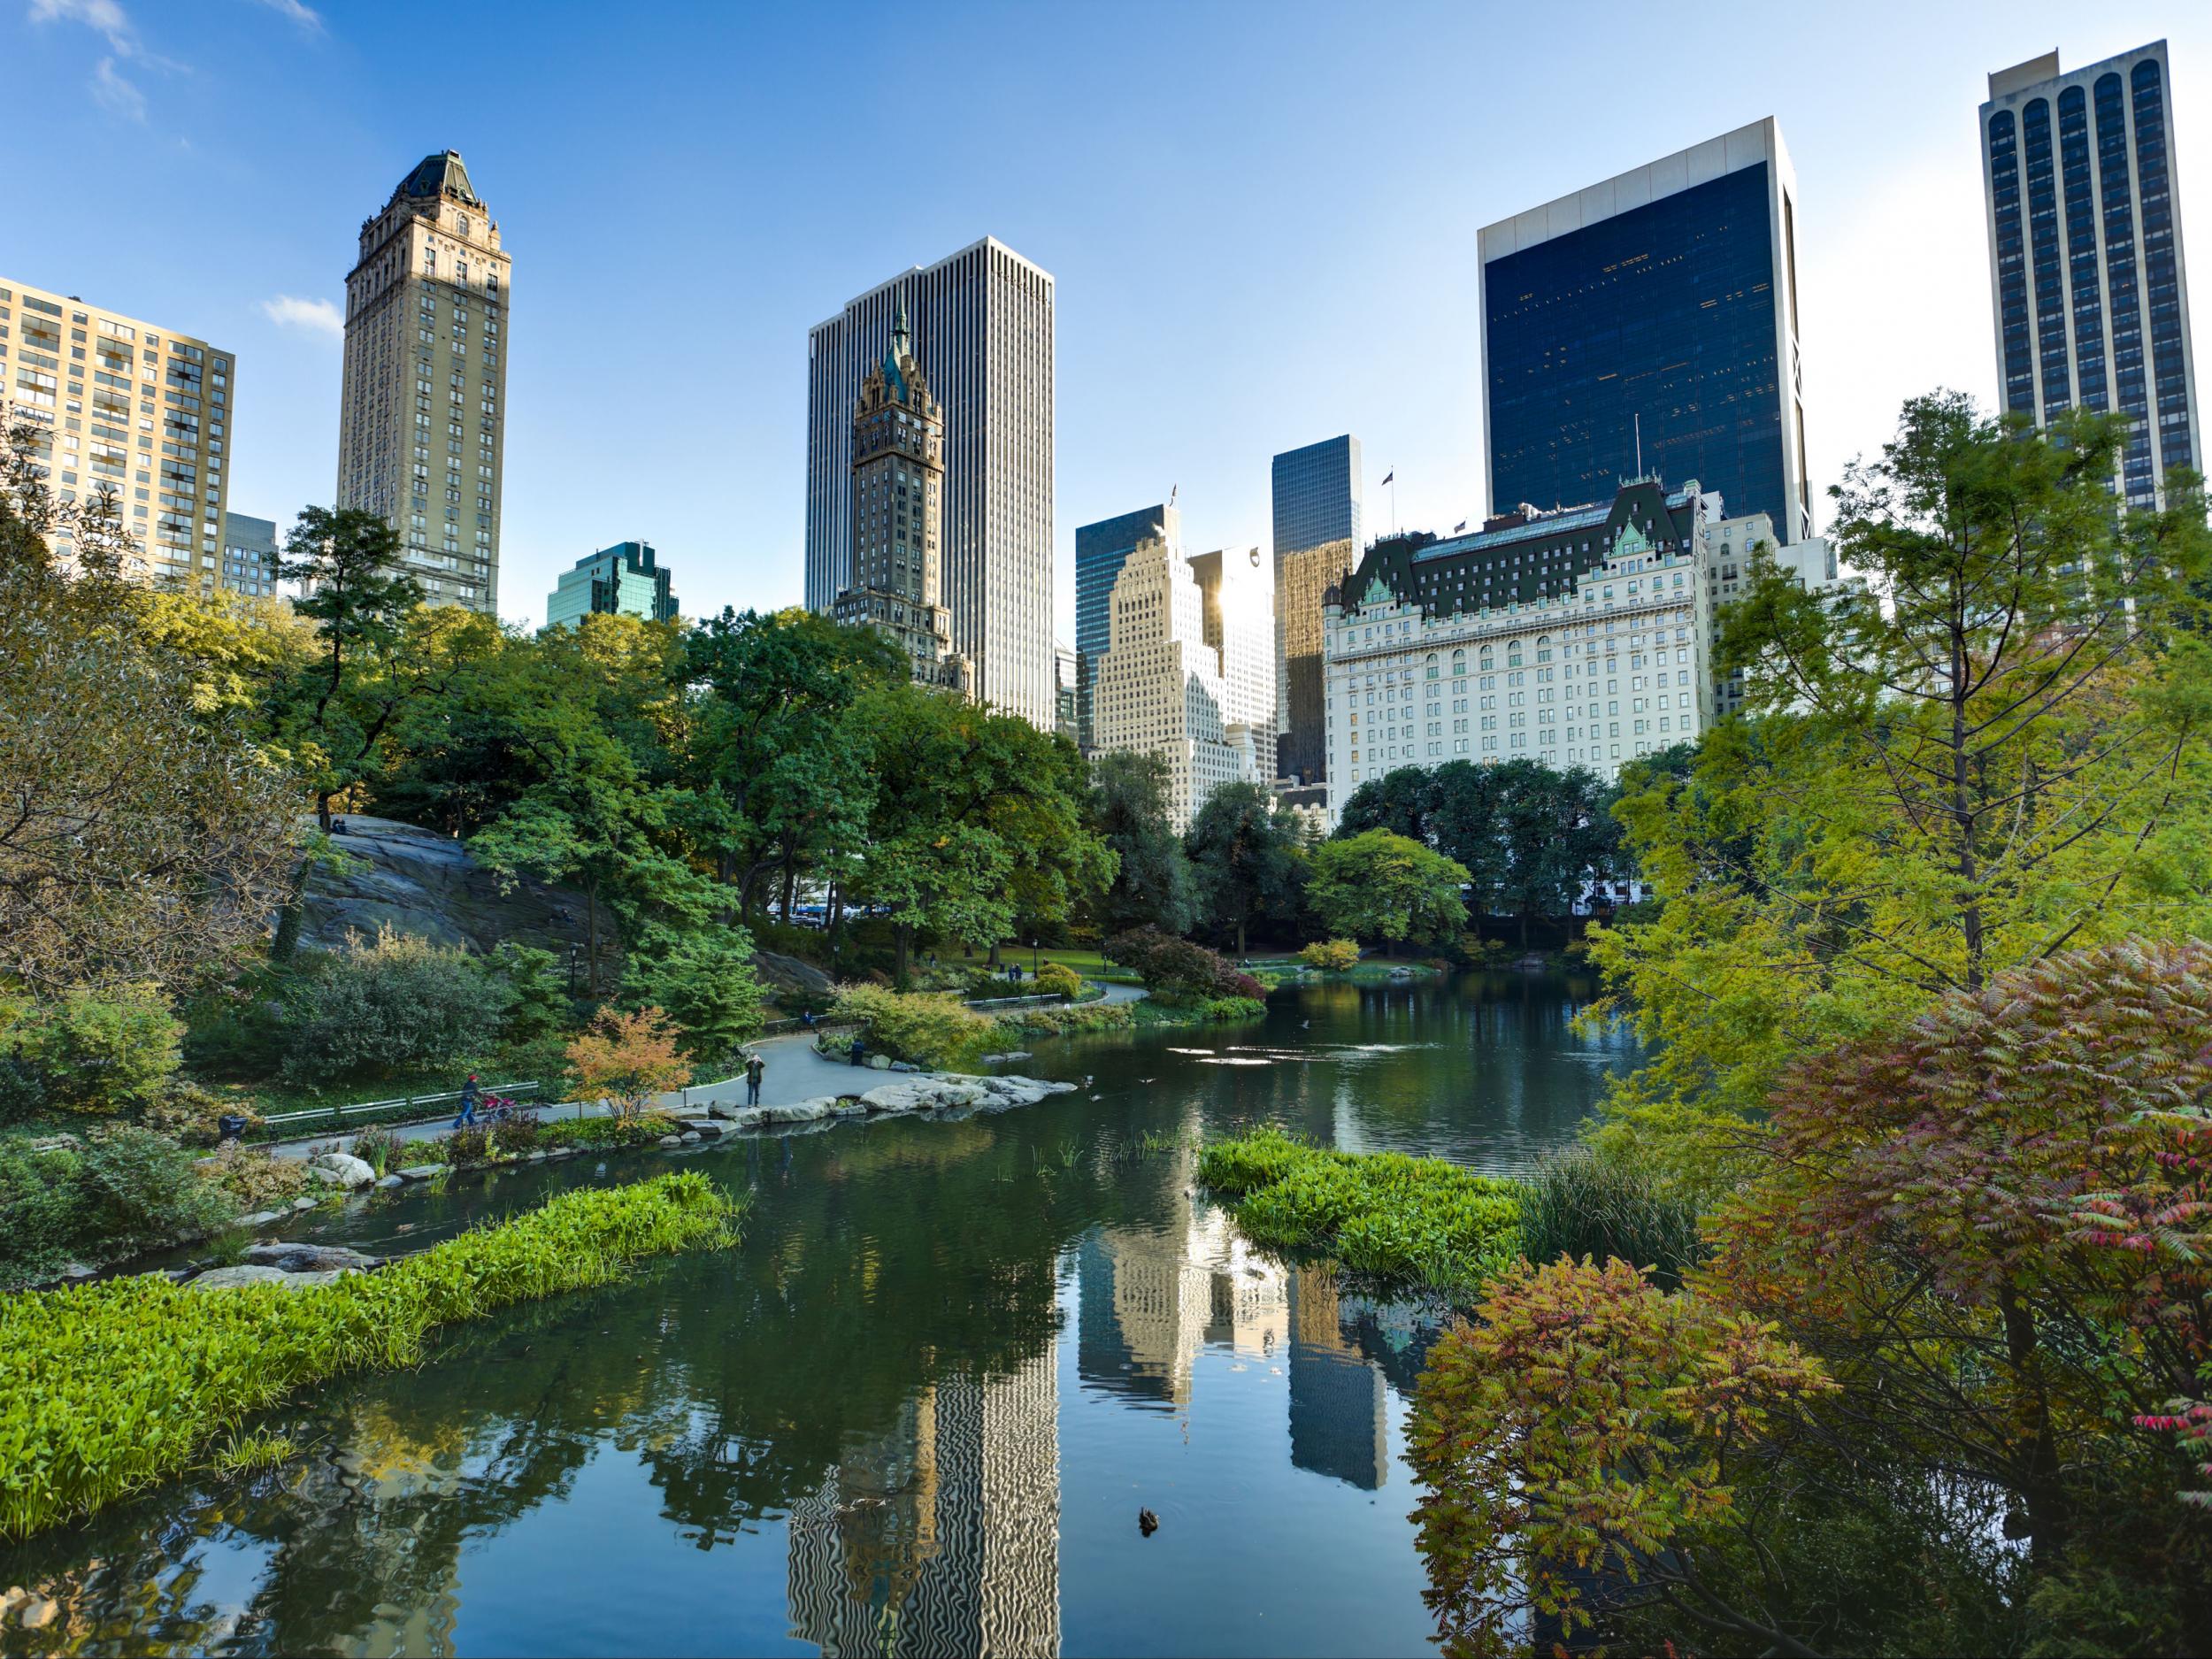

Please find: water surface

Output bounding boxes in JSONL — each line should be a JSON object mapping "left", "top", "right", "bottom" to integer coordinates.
{"left": 0, "top": 972, "right": 1630, "bottom": 1658}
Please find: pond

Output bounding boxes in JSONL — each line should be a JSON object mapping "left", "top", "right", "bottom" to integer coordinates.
{"left": 0, "top": 972, "right": 1633, "bottom": 1658}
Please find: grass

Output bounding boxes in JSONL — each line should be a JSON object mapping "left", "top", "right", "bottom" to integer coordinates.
{"left": 208, "top": 1428, "right": 295, "bottom": 1479}
{"left": 0, "top": 1171, "right": 740, "bottom": 1541}
{"left": 1197, "top": 1127, "right": 1520, "bottom": 1298}
{"left": 1517, "top": 1146, "right": 1706, "bottom": 1289}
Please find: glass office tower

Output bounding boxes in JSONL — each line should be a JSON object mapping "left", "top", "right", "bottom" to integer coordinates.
{"left": 1271, "top": 434, "right": 1362, "bottom": 789}
{"left": 1982, "top": 41, "right": 2198, "bottom": 511}
{"left": 1073, "top": 502, "right": 1177, "bottom": 751}
{"left": 1479, "top": 119, "right": 1810, "bottom": 545}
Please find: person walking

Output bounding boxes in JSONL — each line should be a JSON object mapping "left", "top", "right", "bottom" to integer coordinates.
{"left": 849, "top": 1034, "right": 866, "bottom": 1068}
{"left": 452, "top": 1073, "right": 480, "bottom": 1128}
{"left": 745, "top": 1049, "right": 766, "bottom": 1107}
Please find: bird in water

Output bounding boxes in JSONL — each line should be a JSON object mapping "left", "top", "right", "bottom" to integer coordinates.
{"left": 1300, "top": 1018, "right": 1310, "bottom": 1029}
{"left": 1138, "top": 1507, "right": 1160, "bottom": 1537}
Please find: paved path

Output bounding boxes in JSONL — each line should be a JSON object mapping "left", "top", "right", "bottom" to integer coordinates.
{"left": 266, "top": 983, "right": 1145, "bottom": 1158}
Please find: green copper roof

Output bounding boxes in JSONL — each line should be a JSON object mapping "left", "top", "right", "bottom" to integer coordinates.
{"left": 397, "top": 150, "right": 481, "bottom": 207}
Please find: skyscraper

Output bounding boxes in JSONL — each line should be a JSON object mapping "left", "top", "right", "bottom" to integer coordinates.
{"left": 1271, "top": 435, "right": 1363, "bottom": 790}
{"left": 1480, "top": 119, "right": 1811, "bottom": 545}
{"left": 805, "top": 238, "right": 1055, "bottom": 726}
{"left": 219, "top": 512, "right": 280, "bottom": 598}
{"left": 1074, "top": 502, "right": 1177, "bottom": 751}
{"left": 544, "top": 540, "right": 678, "bottom": 629}
{"left": 833, "top": 296, "right": 970, "bottom": 694}
{"left": 1981, "top": 42, "right": 2198, "bottom": 510}
{"left": 338, "top": 150, "right": 511, "bottom": 612}
{"left": 0, "top": 278, "right": 235, "bottom": 588}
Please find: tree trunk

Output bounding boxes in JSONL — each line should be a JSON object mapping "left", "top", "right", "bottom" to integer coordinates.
{"left": 895, "top": 921, "right": 911, "bottom": 989}
{"left": 988, "top": 939, "right": 1002, "bottom": 967}
{"left": 780, "top": 862, "right": 796, "bottom": 925}
{"left": 1236, "top": 918, "right": 1248, "bottom": 957}
{"left": 315, "top": 789, "right": 334, "bottom": 834}
{"left": 586, "top": 880, "right": 602, "bottom": 998}
{"left": 270, "top": 857, "right": 310, "bottom": 962}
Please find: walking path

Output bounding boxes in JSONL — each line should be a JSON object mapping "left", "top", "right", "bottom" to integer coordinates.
{"left": 265, "top": 981, "right": 1145, "bottom": 1159}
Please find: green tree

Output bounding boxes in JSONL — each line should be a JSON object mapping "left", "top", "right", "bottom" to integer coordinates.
{"left": 271, "top": 506, "right": 427, "bottom": 831}
{"left": 1185, "top": 781, "right": 1302, "bottom": 956}
{"left": 1087, "top": 750, "right": 1193, "bottom": 937}
{"left": 622, "top": 928, "right": 767, "bottom": 1065}
{"left": 1591, "top": 393, "right": 2212, "bottom": 1184}
{"left": 1305, "top": 829, "right": 1468, "bottom": 950}
{"left": 1335, "top": 764, "right": 1436, "bottom": 843}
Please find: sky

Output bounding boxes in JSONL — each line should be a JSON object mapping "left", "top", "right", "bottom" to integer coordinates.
{"left": 4, "top": 0, "right": 2208, "bottom": 634}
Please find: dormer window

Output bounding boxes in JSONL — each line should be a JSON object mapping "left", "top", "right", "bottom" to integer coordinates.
{"left": 457, "top": 214, "right": 472, "bottom": 236}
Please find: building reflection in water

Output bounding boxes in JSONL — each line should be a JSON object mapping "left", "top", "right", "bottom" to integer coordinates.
{"left": 1286, "top": 1268, "right": 1388, "bottom": 1490}
{"left": 785, "top": 1343, "right": 1060, "bottom": 1657}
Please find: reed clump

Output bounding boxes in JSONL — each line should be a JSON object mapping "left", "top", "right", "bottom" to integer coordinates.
{"left": 0, "top": 1171, "right": 739, "bottom": 1541}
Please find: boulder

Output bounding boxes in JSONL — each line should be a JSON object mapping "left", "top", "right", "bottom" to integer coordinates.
{"left": 706, "top": 1102, "right": 740, "bottom": 1121}
{"left": 242, "top": 1243, "right": 381, "bottom": 1273}
{"left": 234, "top": 1210, "right": 285, "bottom": 1229}
{"left": 290, "top": 1195, "right": 321, "bottom": 1211}
{"left": 375, "top": 1173, "right": 403, "bottom": 1189}
{"left": 888, "top": 1060, "right": 919, "bottom": 1073}
{"left": 396, "top": 1164, "right": 447, "bottom": 1183}
{"left": 19, "top": 1597, "right": 58, "bottom": 1631}
{"left": 277, "top": 1267, "right": 361, "bottom": 1289}
{"left": 657, "top": 1134, "right": 682, "bottom": 1148}
{"left": 827, "top": 1098, "right": 869, "bottom": 1117}
{"left": 859, "top": 1085, "right": 926, "bottom": 1114}
{"left": 753, "top": 949, "right": 835, "bottom": 1002}
{"left": 188, "top": 1265, "right": 294, "bottom": 1291}
{"left": 675, "top": 1118, "right": 723, "bottom": 1137}
{"left": 866, "top": 1053, "right": 893, "bottom": 1071}
{"left": 307, "top": 1151, "right": 377, "bottom": 1191}
{"left": 292, "top": 815, "right": 595, "bottom": 961}
{"left": 680, "top": 1130, "right": 702, "bottom": 1144}
{"left": 758, "top": 1100, "right": 830, "bottom": 1125}
{"left": 979, "top": 1051, "right": 1032, "bottom": 1064}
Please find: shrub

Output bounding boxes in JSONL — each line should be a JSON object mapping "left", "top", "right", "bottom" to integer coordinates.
{"left": 1196, "top": 1127, "right": 1521, "bottom": 1294}
{"left": 1104, "top": 926, "right": 1260, "bottom": 1003}
{"left": 1, "top": 1125, "right": 234, "bottom": 1286}
{"left": 199, "top": 1141, "right": 311, "bottom": 1212}
{"left": 1517, "top": 1145, "right": 1705, "bottom": 1288}
{"left": 1196, "top": 995, "right": 1267, "bottom": 1023}
{"left": 565, "top": 1007, "right": 690, "bottom": 1120}
{"left": 0, "top": 984, "right": 183, "bottom": 1116}
{"left": 536, "top": 1111, "right": 680, "bottom": 1152}
{"left": 488, "top": 942, "right": 571, "bottom": 1043}
{"left": 1299, "top": 939, "right": 1361, "bottom": 972}
{"left": 0, "top": 1172, "right": 741, "bottom": 1540}
{"left": 346, "top": 1123, "right": 402, "bottom": 1179}
{"left": 277, "top": 926, "right": 512, "bottom": 1085}
{"left": 993, "top": 1002, "right": 1133, "bottom": 1039}
{"left": 139, "top": 1081, "right": 246, "bottom": 1148}
{"left": 830, "top": 983, "right": 995, "bottom": 1068}
{"left": 1033, "top": 961, "right": 1082, "bottom": 1000}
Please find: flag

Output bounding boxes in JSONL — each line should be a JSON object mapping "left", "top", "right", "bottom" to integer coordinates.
{"left": 1380, "top": 470, "right": 1394, "bottom": 486}
{"left": 1454, "top": 520, "right": 1468, "bottom": 533}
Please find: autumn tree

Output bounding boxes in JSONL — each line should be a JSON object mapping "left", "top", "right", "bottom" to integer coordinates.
{"left": 565, "top": 1006, "right": 691, "bottom": 1121}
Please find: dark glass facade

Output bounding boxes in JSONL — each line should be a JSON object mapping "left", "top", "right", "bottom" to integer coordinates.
{"left": 1271, "top": 435, "right": 1362, "bottom": 558}
{"left": 1485, "top": 165, "right": 1792, "bottom": 537}
{"left": 1074, "top": 503, "right": 1171, "bottom": 750}
{"left": 1984, "top": 44, "right": 2196, "bottom": 511}
{"left": 1271, "top": 436, "right": 1362, "bottom": 788}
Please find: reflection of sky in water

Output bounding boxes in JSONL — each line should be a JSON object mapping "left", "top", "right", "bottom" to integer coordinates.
{"left": 0, "top": 973, "right": 1621, "bottom": 1657}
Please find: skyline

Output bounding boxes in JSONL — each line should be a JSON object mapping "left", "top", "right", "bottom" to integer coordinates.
{"left": 5, "top": 1, "right": 2208, "bottom": 638}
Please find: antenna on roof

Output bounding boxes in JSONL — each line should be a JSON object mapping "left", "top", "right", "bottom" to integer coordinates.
{"left": 1634, "top": 414, "right": 1643, "bottom": 480}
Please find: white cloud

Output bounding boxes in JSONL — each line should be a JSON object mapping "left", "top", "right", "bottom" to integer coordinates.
{"left": 259, "top": 295, "right": 343, "bottom": 338}
{"left": 90, "top": 55, "right": 144, "bottom": 120}
{"left": 249, "top": 0, "right": 323, "bottom": 32}
{"left": 28, "top": 0, "right": 134, "bottom": 52}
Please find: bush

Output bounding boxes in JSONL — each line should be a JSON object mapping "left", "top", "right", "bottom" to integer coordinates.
{"left": 346, "top": 1123, "right": 402, "bottom": 1178}
{"left": 536, "top": 1111, "right": 680, "bottom": 1152}
{"left": 0, "top": 1173, "right": 741, "bottom": 1540}
{"left": 1517, "top": 1146, "right": 1705, "bottom": 1289}
{"left": 993, "top": 1002, "right": 1133, "bottom": 1039}
{"left": 277, "top": 926, "right": 512, "bottom": 1085}
{"left": 140, "top": 1081, "right": 246, "bottom": 1148}
{"left": 1033, "top": 961, "right": 1082, "bottom": 1000}
{"left": 1195, "top": 995, "right": 1268, "bottom": 1023}
{"left": 199, "top": 1141, "right": 311, "bottom": 1212}
{"left": 1299, "top": 939, "right": 1361, "bottom": 972}
{"left": 0, "top": 984, "right": 183, "bottom": 1116}
{"left": 1104, "top": 926, "right": 1262, "bottom": 1003}
{"left": 1197, "top": 1127, "right": 1521, "bottom": 1295}
{"left": 488, "top": 942, "right": 572, "bottom": 1043}
{"left": 830, "top": 983, "right": 995, "bottom": 1068}
{"left": 0, "top": 1125, "right": 234, "bottom": 1286}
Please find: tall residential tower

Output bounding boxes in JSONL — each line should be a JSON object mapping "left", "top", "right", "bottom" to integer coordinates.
{"left": 1074, "top": 501, "right": 1178, "bottom": 751}
{"left": 1480, "top": 119, "right": 1811, "bottom": 544}
{"left": 1981, "top": 42, "right": 2198, "bottom": 510}
{"left": 337, "top": 150, "right": 511, "bottom": 611}
{"left": 805, "top": 238, "right": 1055, "bottom": 726}
{"left": 0, "top": 278, "right": 235, "bottom": 588}
{"left": 1271, "top": 434, "right": 1363, "bottom": 792}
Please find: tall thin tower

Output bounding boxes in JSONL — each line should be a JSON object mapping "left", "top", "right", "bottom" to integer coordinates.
{"left": 1981, "top": 42, "right": 2198, "bottom": 511}
{"left": 337, "top": 150, "right": 511, "bottom": 611}
{"left": 806, "top": 238, "right": 1055, "bottom": 727}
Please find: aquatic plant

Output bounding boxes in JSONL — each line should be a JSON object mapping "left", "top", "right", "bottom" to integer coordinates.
{"left": 1516, "top": 1145, "right": 1704, "bottom": 1288}
{"left": 1197, "top": 1127, "right": 1519, "bottom": 1296}
{"left": 208, "top": 1428, "right": 295, "bottom": 1479}
{"left": 0, "top": 1171, "right": 740, "bottom": 1540}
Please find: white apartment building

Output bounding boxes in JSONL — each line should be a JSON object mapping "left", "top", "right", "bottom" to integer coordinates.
{"left": 1319, "top": 476, "right": 1832, "bottom": 821}
{"left": 1094, "top": 534, "right": 1278, "bottom": 831}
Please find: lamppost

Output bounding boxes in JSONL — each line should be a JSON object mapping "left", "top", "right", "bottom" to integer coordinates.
{"left": 1031, "top": 937, "right": 1040, "bottom": 979}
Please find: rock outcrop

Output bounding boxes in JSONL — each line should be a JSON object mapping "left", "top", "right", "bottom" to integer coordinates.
{"left": 293, "top": 817, "right": 596, "bottom": 960}
{"left": 754, "top": 950, "right": 834, "bottom": 1002}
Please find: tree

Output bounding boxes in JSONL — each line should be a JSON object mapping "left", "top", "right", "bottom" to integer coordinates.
{"left": 0, "top": 492, "right": 298, "bottom": 996}
{"left": 1305, "top": 830, "right": 1468, "bottom": 950}
{"left": 1335, "top": 764, "right": 1436, "bottom": 843}
{"left": 1087, "top": 750, "right": 1193, "bottom": 937}
{"left": 270, "top": 505, "right": 426, "bottom": 830}
{"left": 1185, "top": 781, "right": 1302, "bottom": 956}
{"left": 565, "top": 1006, "right": 690, "bottom": 1120}
{"left": 1487, "top": 760, "right": 1623, "bottom": 944}
{"left": 622, "top": 929, "right": 767, "bottom": 1065}
{"left": 1589, "top": 394, "right": 2212, "bottom": 1184}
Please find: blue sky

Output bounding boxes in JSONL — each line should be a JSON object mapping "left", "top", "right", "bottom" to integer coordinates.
{"left": 4, "top": 0, "right": 2208, "bottom": 631}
